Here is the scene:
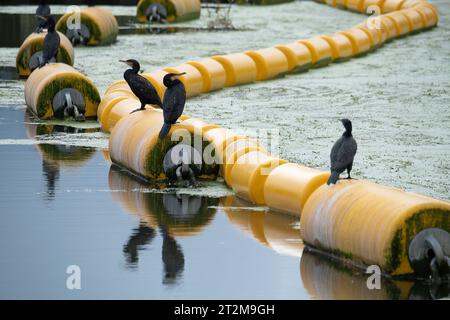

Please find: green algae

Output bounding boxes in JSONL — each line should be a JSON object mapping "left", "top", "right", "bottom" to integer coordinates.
{"left": 144, "top": 130, "right": 219, "bottom": 180}
{"left": 385, "top": 208, "right": 450, "bottom": 273}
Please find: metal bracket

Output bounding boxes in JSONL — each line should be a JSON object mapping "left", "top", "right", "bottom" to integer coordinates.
{"left": 163, "top": 144, "right": 202, "bottom": 186}
{"left": 52, "top": 88, "right": 86, "bottom": 120}
{"left": 145, "top": 4, "right": 168, "bottom": 24}
{"left": 66, "top": 23, "right": 90, "bottom": 46}
{"left": 408, "top": 228, "right": 450, "bottom": 280}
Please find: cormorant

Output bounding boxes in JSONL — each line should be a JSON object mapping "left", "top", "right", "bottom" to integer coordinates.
{"left": 327, "top": 118, "right": 357, "bottom": 185}
{"left": 159, "top": 72, "right": 186, "bottom": 139}
{"left": 35, "top": 0, "right": 50, "bottom": 33}
{"left": 38, "top": 16, "right": 60, "bottom": 68}
{"left": 120, "top": 59, "right": 162, "bottom": 113}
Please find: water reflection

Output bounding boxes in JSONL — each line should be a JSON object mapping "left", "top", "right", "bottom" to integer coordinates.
{"left": 108, "top": 165, "right": 219, "bottom": 285}
{"left": 123, "top": 222, "right": 156, "bottom": 266}
{"left": 221, "top": 196, "right": 303, "bottom": 257}
{"left": 24, "top": 111, "right": 97, "bottom": 200}
{"left": 299, "top": 250, "right": 450, "bottom": 300}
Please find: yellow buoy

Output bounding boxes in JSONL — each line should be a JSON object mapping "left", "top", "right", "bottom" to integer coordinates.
{"left": 264, "top": 163, "right": 330, "bottom": 216}
{"left": 300, "top": 180, "right": 450, "bottom": 275}
{"left": 136, "top": 0, "right": 201, "bottom": 23}
{"left": 16, "top": 31, "right": 74, "bottom": 78}
{"left": 56, "top": 6, "right": 118, "bottom": 46}
{"left": 230, "top": 151, "right": 287, "bottom": 205}
{"left": 109, "top": 110, "right": 219, "bottom": 181}
{"left": 24, "top": 63, "right": 100, "bottom": 120}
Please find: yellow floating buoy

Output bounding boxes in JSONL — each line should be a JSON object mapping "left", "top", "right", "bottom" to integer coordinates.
{"left": 263, "top": 163, "right": 329, "bottom": 216}
{"left": 320, "top": 34, "right": 354, "bottom": 61}
{"left": 187, "top": 58, "right": 227, "bottom": 93}
{"left": 212, "top": 53, "right": 258, "bottom": 87}
{"left": 298, "top": 37, "right": 333, "bottom": 67}
{"left": 56, "top": 6, "right": 118, "bottom": 46}
{"left": 384, "top": 11, "right": 413, "bottom": 36}
{"left": 97, "top": 91, "right": 135, "bottom": 130}
{"left": 345, "top": 0, "right": 365, "bottom": 13}
{"left": 222, "top": 138, "right": 265, "bottom": 186}
{"left": 24, "top": 63, "right": 100, "bottom": 120}
{"left": 16, "top": 31, "right": 74, "bottom": 78}
{"left": 274, "top": 42, "right": 312, "bottom": 72}
{"left": 136, "top": 0, "right": 201, "bottom": 23}
{"left": 337, "top": 27, "right": 373, "bottom": 56}
{"left": 230, "top": 150, "right": 287, "bottom": 205}
{"left": 300, "top": 179, "right": 450, "bottom": 275}
{"left": 244, "top": 47, "right": 290, "bottom": 81}
{"left": 382, "top": 0, "right": 407, "bottom": 13}
{"left": 203, "top": 127, "right": 245, "bottom": 167}
{"left": 109, "top": 111, "right": 219, "bottom": 181}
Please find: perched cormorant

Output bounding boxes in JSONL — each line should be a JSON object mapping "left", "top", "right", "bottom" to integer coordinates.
{"left": 327, "top": 119, "right": 358, "bottom": 185}
{"left": 159, "top": 72, "right": 186, "bottom": 139}
{"left": 35, "top": 0, "right": 50, "bottom": 33}
{"left": 120, "top": 59, "right": 162, "bottom": 113}
{"left": 38, "top": 16, "right": 60, "bottom": 68}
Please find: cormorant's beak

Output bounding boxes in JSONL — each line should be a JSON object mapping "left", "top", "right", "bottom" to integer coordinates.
{"left": 37, "top": 15, "right": 47, "bottom": 21}
{"left": 119, "top": 60, "right": 131, "bottom": 67}
{"left": 173, "top": 72, "right": 186, "bottom": 78}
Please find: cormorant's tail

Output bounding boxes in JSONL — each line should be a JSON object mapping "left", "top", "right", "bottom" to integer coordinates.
{"left": 159, "top": 123, "right": 171, "bottom": 139}
{"left": 327, "top": 171, "right": 340, "bottom": 185}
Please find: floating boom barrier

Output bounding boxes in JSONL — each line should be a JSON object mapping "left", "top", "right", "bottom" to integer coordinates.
{"left": 25, "top": 63, "right": 100, "bottom": 120}
{"left": 56, "top": 6, "right": 118, "bottom": 46}
{"left": 16, "top": 31, "right": 75, "bottom": 78}
{"left": 100, "top": 0, "right": 449, "bottom": 278}
{"left": 136, "top": 0, "right": 201, "bottom": 23}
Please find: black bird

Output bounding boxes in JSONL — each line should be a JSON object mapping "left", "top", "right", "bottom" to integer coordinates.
{"left": 38, "top": 16, "right": 60, "bottom": 68}
{"left": 327, "top": 119, "right": 358, "bottom": 185}
{"left": 35, "top": 0, "right": 50, "bottom": 33}
{"left": 159, "top": 72, "right": 186, "bottom": 139}
{"left": 120, "top": 59, "right": 162, "bottom": 113}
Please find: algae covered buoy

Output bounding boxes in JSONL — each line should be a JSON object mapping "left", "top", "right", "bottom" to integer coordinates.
{"left": 136, "top": 0, "right": 201, "bottom": 23}
{"left": 56, "top": 6, "right": 118, "bottom": 46}
{"left": 16, "top": 31, "right": 74, "bottom": 78}
{"left": 24, "top": 63, "right": 100, "bottom": 120}
{"left": 109, "top": 111, "right": 219, "bottom": 182}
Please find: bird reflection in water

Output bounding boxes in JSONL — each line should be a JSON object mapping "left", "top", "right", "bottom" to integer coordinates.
{"left": 109, "top": 166, "right": 218, "bottom": 285}
{"left": 123, "top": 222, "right": 156, "bottom": 266}
{"left": 24, "top": 111, "right": 98, "bottom": 201}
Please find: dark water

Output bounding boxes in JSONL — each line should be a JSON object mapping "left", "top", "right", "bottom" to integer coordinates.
{"left": 0, "top": 107, "right": 446, "bottom": 299}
